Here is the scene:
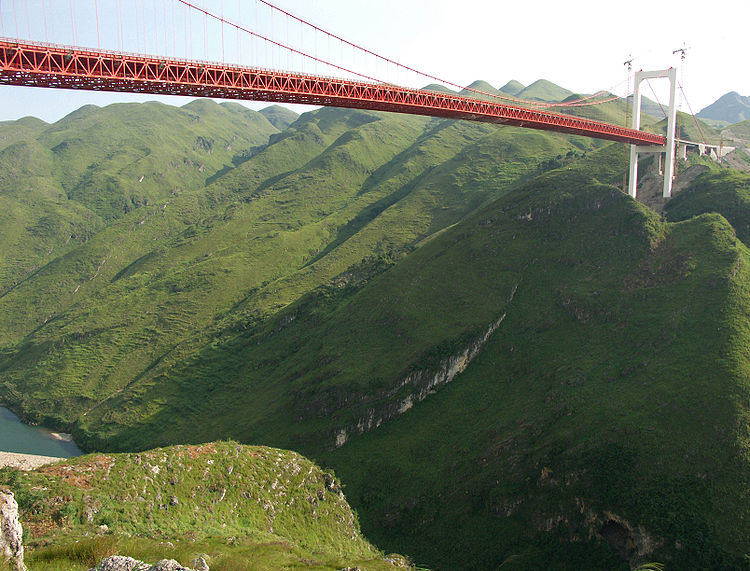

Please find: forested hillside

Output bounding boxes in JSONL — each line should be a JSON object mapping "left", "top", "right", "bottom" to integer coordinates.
{"left": 1, "top": 94, "right": 748, "bottom": 569}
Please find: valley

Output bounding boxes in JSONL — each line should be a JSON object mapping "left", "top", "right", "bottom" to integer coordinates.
{"left": 0, "top": 82, "right": 749, "bottom": 570}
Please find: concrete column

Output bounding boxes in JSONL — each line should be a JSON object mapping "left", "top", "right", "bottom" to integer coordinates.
{"left": 627, "top": 78, "right": 643, "bottom": 198}
{"left": 662, "top": 67, "right": 678, "bottom": 198}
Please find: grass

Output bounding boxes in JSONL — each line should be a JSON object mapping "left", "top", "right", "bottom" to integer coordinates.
{"left": 666, "top": 168, "right": 750, "bottom": 244}
{"left": 26, "top": 536, "right": 408, "bottom": 571}
{"left": 2, "top": 100, "right": 750, "bottom": 569}
{"left": 0, "top": 99, "right": 280, "bottom": 298}
{"left": 318, "top": 167, "right": 750, "bottom": 568}
{"left": 0, "top": 103, "right": 592, "bottom": 439}
{"left": 1, "top": 441, "right": 408, "bottom": 570}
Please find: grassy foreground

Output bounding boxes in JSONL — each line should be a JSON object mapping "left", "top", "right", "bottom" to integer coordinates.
{"left": 0, "top": 441, "right": 410, "bottom": 570}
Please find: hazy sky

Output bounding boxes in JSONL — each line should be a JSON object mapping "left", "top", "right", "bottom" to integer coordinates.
{"left": 0, "top": 0, "right": 747, "bottom": 123}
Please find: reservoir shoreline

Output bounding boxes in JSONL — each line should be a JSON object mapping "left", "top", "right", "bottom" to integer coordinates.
{"left": 0, "top": 451, "right": 65, "bottom": 470}
{"left": 0, "top": 405, "right": 83, "bottom": 459}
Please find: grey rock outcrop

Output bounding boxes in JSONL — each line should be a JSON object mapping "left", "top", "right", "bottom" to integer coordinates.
{"left": 89, "top": 556, "right": 204, "bottom": 571}
{"left": 88, "top": 556, "right": 152, "bottom": 571}
{"left": 0, "top": 491, "right": 26, "bottom": 571}
{"left": 190, "top": 556, "right": 210, "bottom": 571}
{"left": 152, "top": 560, "right": 200, "bottom": 571}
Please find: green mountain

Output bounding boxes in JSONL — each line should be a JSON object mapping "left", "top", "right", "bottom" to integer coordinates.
{"left": 499, "top": 80, "right": 525, "bottom": 96}
{"left": 517, "top": 79, "right": 573, "bottom": 102}
{"left": 421, "top": 83, "right": 457, "bottom": 95}
{"left": 1, "top": 441, "right": 409, "bottom": 570}
{"left": 0, "top": 100, "right": 280, "bottom": 296}
{"left": 0, "top": 115, "right": 48, "bottom": 146}
{"left": 674, "top": 111, "right": 721, "bottom": 144}
{"left": 62, "top": 143, "right": 747, "bottom": 570}
{"left": 722, "top": 118, "right": 750, "bottom": 143}
{"left": 639, "top": 112, "right": 721, "bottom": 145}
{"left": 624, "top": 94, "right": 665, "bottom": 122}
{"left": 666, "top": 168, "right": 750, "bottom": 242}
{"left": 460, "top": 80, "right": 503, "bottom": 100}
{"left": 1, "top": 96, "right": 750, "bottom": 570}
{"left": 321, "top": 158, "right": 750, "bottom": 570}
{"left": 0, "top": 104, "right": 588, "bottom": 435}
{"left": 258, "top": 104, "right": 300, "bottom": 131}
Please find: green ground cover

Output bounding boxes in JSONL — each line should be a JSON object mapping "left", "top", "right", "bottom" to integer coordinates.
{"left": 0, "top": 95, "right": 746, "bottom": 570}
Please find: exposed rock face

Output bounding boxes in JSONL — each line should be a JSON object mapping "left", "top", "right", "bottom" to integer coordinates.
{"left": 333, "top": 311, "right": 508, "bottom": 448}
{"left": 88, "top": 556, "right": 150, "bottom": 571}
{"left": 0, "top": 491, "right": 26, "bottom": 571}
{"left": 88, "top": 556, "right": 203, "bottom": 571}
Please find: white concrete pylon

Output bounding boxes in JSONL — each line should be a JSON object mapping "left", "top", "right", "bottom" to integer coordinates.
{"left": 627, "top": 67, "right": 678, "bottom": 199}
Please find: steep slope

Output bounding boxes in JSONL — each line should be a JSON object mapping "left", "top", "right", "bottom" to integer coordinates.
{"left": 315, "top": 158, "right": 750, "bottom": 570}
{"left": 723, "top": 118, "right": 750, "bottom": 141}
{"left": 104, "top": 148, "right": 750, "bottom": 569}
{"left": 0, "top": 107, "right": 593, "bottom": 438}
{"left": 1, "top": 441, "right": 408, "bottom": 570}
{"left": 674, "top": 111, "right": 721, "bottom": 144}
{"left": 3, "top": 100, "right": 749, "bottom": 570}
{"left": 258, "top": 104, "right": 300, "bottom": 130}
{"left": 0, "top": 136, "right": 99, "bottom": 295}
{"left": 17, "top": 141, "right": 745, "bottom": 569}
{"left": 36, "top": 99, "right": 278, "bottom": 221}
{"left": 0, "top": 100, "right": 279, "bottom": 294}
{"left": 666, "top": 169, "right": 750, "bottom": 243}
{"left": 698, "top": 91, "right": 750, "bottom": 123}
{"left": 627, "top": 94, "right": 664, "bottom": 122}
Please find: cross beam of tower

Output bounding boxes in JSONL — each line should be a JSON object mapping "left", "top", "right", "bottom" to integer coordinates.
{"left": 627, "top": 68, "right": 678, "bottom": 199}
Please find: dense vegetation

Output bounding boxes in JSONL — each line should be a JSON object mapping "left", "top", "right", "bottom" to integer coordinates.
{"left": 1, "top": 84, "right": 749, "bottom": 569}
{"left": 666, "top": 169, "right": 750, "bottom": 243}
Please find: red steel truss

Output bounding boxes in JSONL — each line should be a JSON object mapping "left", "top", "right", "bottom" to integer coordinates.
{"left": 0, "top": 39, "right": 666, "bottom": 146}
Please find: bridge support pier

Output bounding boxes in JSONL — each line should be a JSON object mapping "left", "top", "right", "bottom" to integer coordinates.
{"left": 627, "top": 68, "right": 678, "bottom": 199}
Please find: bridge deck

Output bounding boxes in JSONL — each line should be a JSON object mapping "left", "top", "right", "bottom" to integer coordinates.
{"left": 0, "top": 39, "right": 666, "bottom": 146}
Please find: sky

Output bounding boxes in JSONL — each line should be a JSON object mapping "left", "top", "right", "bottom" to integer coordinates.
{"left": 0, "top": 0, "right": 747, "bottom": 124}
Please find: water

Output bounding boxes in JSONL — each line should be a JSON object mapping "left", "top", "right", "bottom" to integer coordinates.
{"left": 0, "top": 406, "right": 82, "bottom": 458}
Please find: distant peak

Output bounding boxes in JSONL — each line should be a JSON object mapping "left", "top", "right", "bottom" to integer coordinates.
{"left": 420, "top": 83, "right": 457, "bottom": 94}
{"left": 516, "top": 79, "right": 572, "bottom": 102}
{"left": 259, "top": 105, "right": 300, "bottom": 130}
{"left": 499, "top": 80, "right": 525, "bottom": 96}
{"left": 698, "top": 91, "right": 750, "bottom": 123}
{"left": 463, "top": 80, "right": 501, "bottom": 94}
{"left": 182, "top": 99, "right": 219, "bottom": 113}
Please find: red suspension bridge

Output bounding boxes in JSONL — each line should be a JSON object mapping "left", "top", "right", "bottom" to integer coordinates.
{"left": 0, "top": 0, "right": 700, "bottom": 162}
{"left": 0, "top": 36, "right": 667, "bottom": 147}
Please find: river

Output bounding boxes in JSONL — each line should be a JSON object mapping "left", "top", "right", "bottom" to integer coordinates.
{"left": 0, "top": 406, "right": 82, "bottom": 458}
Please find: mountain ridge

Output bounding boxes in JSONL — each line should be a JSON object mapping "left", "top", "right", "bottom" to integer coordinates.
{"left": 1, "top": 95, "right": 749, "bottom": 570}
{"left": 698, "top": 91, "right": 750, "bottom": 123}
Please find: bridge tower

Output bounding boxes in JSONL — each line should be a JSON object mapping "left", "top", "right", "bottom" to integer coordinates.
{"left": 627, "top": 67, "right": 678, "bottom": 199}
